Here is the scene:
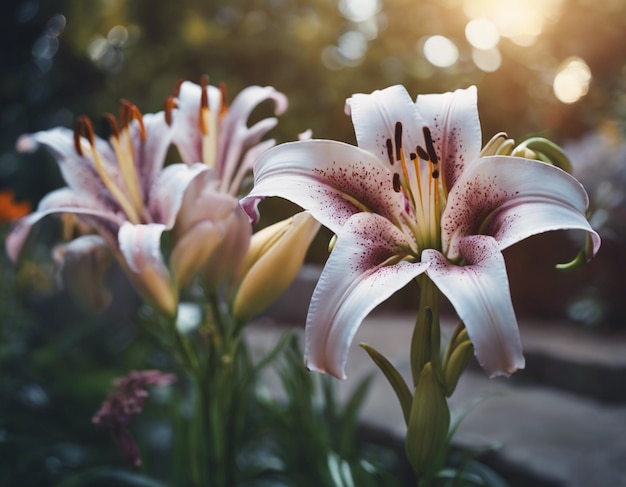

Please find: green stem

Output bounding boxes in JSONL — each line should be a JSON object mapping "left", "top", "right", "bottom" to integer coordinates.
{"left": 410, "top": 276, "right": 442, "bottom": 387}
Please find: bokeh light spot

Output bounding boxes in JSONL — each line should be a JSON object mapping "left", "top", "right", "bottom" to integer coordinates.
{"left": 472, "top": 47, "right": 502, "bottom": 72}
{"left": 338, "top": 0, "right": 380, "bottom": 22}
{"left": 465, "top": 19, "right": 500, "bottom": 49}
{"left": 553, "top": 57, "right": 592, "bottom": 104}
{"left": 423, "top": 35, "right": 459, "bottom": 68}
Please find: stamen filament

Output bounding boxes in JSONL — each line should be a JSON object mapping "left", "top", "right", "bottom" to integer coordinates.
{"left": 200, "top": 75, "right": 218, "bottom": 168}
{"left": 115, "top": 103, "right": 145, "bottom": 216}
{"left": 76, "top": 116, "right": 142, "bottom": 224}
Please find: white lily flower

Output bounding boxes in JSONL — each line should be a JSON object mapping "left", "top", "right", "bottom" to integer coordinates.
{"left": 242, "top": 85, "right": 601, "bottom": 379}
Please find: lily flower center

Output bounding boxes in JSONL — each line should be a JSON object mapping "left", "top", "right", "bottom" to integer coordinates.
{"left": 73, "top": 102, "right": 147, "bottom": 225}
{"left": 386, "top": 122, "right": 445, "bottom": 254}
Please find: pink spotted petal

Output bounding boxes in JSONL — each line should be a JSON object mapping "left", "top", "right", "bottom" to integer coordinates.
{"left": 345, "top": 85, "right": 423, "bottom": 168}
{"left": 442, "top": 156, "right": 601, "bottom": 261}
{"left": 423, "top": 235, "right": 525, "bottom": 377}
{"left": 415, "top": 86, "right": 482, "bottom": 191}
{"left": 243, "top": 140, "right": 404, "bottom": 232}
{"left": 305, "top": 212, "right": 429, "bottom": 379}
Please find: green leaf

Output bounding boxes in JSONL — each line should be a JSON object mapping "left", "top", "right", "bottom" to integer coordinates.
{"left": 359, "top": 343, "right": 412, "bottom": 425}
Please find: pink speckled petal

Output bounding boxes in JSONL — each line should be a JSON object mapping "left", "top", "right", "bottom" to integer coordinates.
{"left": 423, "top": 235, "right": 525, "bottom": 377}
{"left": 415, "top": 86, "right": 482, "bottom": 190}
{"left": 305, "top": 212, "right": 429, "bottom": 379}
{"left": 243, "top": 140, "right": 404, "bottom": 233}
{"left": 441, "top": 156, "right": 601, "bottom": 261}
{"left": 346, "top": 85, "right": 424, "bottom": 169}
{"left": 5, "top": 188, "right": 122, "bottom": 263}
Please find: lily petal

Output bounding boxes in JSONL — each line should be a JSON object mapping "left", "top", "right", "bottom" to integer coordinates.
{"left": 423, "top": 235, "right": 525, "bottom": 377}
{"left": 218, "top": 85, "right": 287, "bottom": 192}
{"left": 243, "top": 140, "right": 404, "bottom": 231}
{"left": 346, "top": 85, "right": 423, "bottom": 167}
{"left": 16, "top": 128, "right": 122, "bottom": 210}
{"left": 5, "top": 188, "right": 123, "bottom": 263}
{"left": 415, "top": 86, "right": 481, "bottom": 190}
{"left": 148, "top": 162, "right": 209, "bottom": 228}
{"left": 305, "top": 212, "right": 429, "bottom": 379}
{"left": 135, "top": 111, "right": 173, "bottom": 196}
{"left": 118, "top": 222, "right": 177, "bottom": 316}
{"left": 442, "top": 156, "right": 601, "bottom": 261}
{"left": 171, "top": 189, "right": 251, "bottom": 289}
{"left": 172, "top": 81, "right": 222, "bottom": 165}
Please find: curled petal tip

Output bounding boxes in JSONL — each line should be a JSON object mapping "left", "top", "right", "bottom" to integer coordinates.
{"left": 16, "top": 134, "right": 38, "bottom": 153}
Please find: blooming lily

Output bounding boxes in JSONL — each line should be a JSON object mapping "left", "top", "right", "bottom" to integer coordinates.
{"left": 168, "top": 77, "right": 318, "bottom": 312}
{"left": 169, "top": 77, "right": 288, "bottom": 196}
{"left": 242, "top": 85, "right": 601, "bottom": 379}
{"left": 6, "top": 101, "right": 210, "bottom": 315}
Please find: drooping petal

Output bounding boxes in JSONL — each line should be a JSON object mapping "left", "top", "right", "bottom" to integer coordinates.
{"left": 118, "top": 222, "right": 177, "bottom": 316}
{"left": 423, "top": 235, "right": 525, "bottom": 377}
{"left": 415, "top": 86, "right": 482, "bottom": 191}
{"left": 442, "top": 156, "right": 601, "bottom": 261}
{"left": 5, "top": 188, "right": 123, "bottom": 263}
{"left": 243, "top": 140, "right": 404, "bottom": 231}
{"left": 217, "top": 85, "right": 288, "bottom": 192}
{"left": 345, "top": 85, "right": 423, "bottom": 168}
{"left": 305, "top": 212, "right": 429, "bottom": 379}
{"left": 148, "top": 162, "right": 210, "bottom": 228}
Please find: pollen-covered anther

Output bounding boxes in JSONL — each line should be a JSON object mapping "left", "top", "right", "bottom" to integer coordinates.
{"left": 422, "top": 126, "right": 438, "bottom": 163}
{"left": 394, "top": 121, "right": 403, "bottom": 161}
{"left": 199, "top": 75, "right": 210, "bottom": 136}
{"left": 219, "top": 82, "right": 228, "bottom": 117}
{"left": 393, "top": 173, "right": 402, "bottom": 192}
{"left": 164, "top": 95, "right": 178, "bottom": 126}
{"left": 120, "top": 100, "right": 146, "bottom": 141}
{"left": 104, "top": 113, "right": 121, "bottom": 140}
{"left": 74, "top": 115, "right": 96, "bottom": 156}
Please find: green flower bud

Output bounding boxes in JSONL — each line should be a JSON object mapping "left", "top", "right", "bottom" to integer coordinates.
{"left": 405, "top": 362, "right": 450, "bottom": 475}
{"left": 442, "top": 322, "right": 474, "bottom": 396}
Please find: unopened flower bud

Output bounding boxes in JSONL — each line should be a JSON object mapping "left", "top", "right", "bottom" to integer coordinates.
{"left": 442, "top": 322, "right": 474, "bottom": 396}
{"left": 405, "top": 362, "right": 450, "bottom": 475}
{"left": 232, "top": 212, "right": 320, "bottom": 321}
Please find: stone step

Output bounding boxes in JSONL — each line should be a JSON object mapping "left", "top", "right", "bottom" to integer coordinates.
{"left": 248, "top": 313, "right": 626, "bottom": 487}
{"left": 264, "top": 265, "right": 626, "bottom": 402}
